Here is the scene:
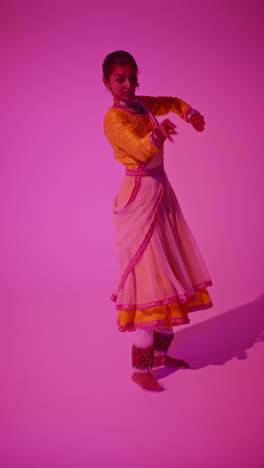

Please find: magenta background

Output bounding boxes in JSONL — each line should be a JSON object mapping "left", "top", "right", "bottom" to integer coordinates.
{"left": 1, "top": 1, "right": 264, "bottom": 467}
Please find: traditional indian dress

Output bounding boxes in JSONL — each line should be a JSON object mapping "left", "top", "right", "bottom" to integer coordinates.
{"left": 104, "top": 95, "right": 213, "bottom": 372}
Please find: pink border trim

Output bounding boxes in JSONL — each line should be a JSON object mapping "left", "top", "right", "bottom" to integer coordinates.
{"left": 115, "top": 295, "right": 195, "bottom": 310}
{"left": 117, "top": 221, "right": 156, "bottom": 291}
{"left": 113, "top": 177, "right": 141, "bottom": 215}
{"left": 112, "top": 280, "right": 213, "bottom": 310}
{"left": 125, "top": 165, "right": 164, "bottom": 177}
{"left": 193, "top": 280, "right": 213, "bottom": 290}
{"left": 116, "top": 185, "right": 165, "bottom": 292}
{"left": 127, "top": 177, "right": 141, "bottom": 205}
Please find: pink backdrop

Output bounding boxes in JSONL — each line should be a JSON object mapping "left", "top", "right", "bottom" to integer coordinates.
{"left": 1, "top": 0, "right": 264, "bottom": 467}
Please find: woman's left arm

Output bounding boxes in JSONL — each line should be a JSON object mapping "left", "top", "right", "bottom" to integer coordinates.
{"left": 139, "top": 96, "right": 205, "bottom": 132}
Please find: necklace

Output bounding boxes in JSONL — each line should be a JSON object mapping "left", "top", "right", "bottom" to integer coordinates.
{"left": 113, "top": 98, "right": 147, "bottom": 115}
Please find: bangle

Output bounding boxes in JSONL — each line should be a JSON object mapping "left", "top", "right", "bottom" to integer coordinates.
{"left": 185, "top": 108, "right": 200, "bottom": 123}
{"left": 149, "top": 128, "right": 165, "bottom": 147}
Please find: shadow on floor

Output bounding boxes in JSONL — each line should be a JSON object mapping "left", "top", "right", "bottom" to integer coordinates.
{"left": 153, "top": 293, "right": 264, "bottom": 379}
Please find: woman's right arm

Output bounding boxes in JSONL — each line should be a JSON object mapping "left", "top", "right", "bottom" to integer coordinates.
{"left": 104, "top": 109, "right": 163, "bottom": 163}
{"left": 104, "top": 109, "right": 176, "bottom": 163}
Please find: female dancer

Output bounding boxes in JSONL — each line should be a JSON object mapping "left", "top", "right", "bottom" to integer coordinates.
{"left": 103, "top": 50, "right": 213, "bottom": 391}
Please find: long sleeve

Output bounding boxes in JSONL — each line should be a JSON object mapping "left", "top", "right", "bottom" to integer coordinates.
{"left": 104, "top": 108, "right": 161, "bottom": 165}
{"left": 139, "top": 95, "right": 191, "bottom": 118}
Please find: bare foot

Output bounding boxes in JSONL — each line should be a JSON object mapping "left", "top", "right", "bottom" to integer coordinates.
{"left": 132, "top": 371, "right": 165, "bottom": 392}
{"left": 153, "top": 355, "right": 189, "bottom": 369}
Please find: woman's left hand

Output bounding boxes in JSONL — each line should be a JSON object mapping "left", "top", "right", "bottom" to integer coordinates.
{"left": 190, "top": 113, "right": 205, "bottom": 132}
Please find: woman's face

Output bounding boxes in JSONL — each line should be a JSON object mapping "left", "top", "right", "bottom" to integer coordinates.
{"left": 104, "top": 64, "right": 138, "bottom": 103}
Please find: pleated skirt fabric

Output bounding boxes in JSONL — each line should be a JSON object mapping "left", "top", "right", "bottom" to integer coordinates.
{"left": 111, "top": 154, "right": 213, "bottom": 332}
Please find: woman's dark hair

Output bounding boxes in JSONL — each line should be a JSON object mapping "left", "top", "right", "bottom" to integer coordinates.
{"left": 102, "top": 50, "right": 138, "bottom": 81}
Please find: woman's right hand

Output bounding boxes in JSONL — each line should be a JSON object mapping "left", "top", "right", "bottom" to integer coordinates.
{"left": 156, "top": 119, "right": 177, "bottom": 142}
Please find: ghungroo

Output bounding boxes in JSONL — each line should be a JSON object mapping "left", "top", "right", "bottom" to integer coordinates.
{"left": 132, "top": 345, "right": 154, "bottom": 370}
{"left": 153, "top": 331, "right": 174, "bottom": 352}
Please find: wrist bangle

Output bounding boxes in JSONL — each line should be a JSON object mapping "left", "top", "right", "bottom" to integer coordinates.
{"left": 185, "top": 108, "right": 200, "bottom": 123}
{"left": 149, "top": 129, "right": 165, "bottom": 146}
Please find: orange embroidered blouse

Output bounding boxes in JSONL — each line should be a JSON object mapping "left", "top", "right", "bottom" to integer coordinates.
{"left": 104, "top": 95, "right": 191, "bottom": 169}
